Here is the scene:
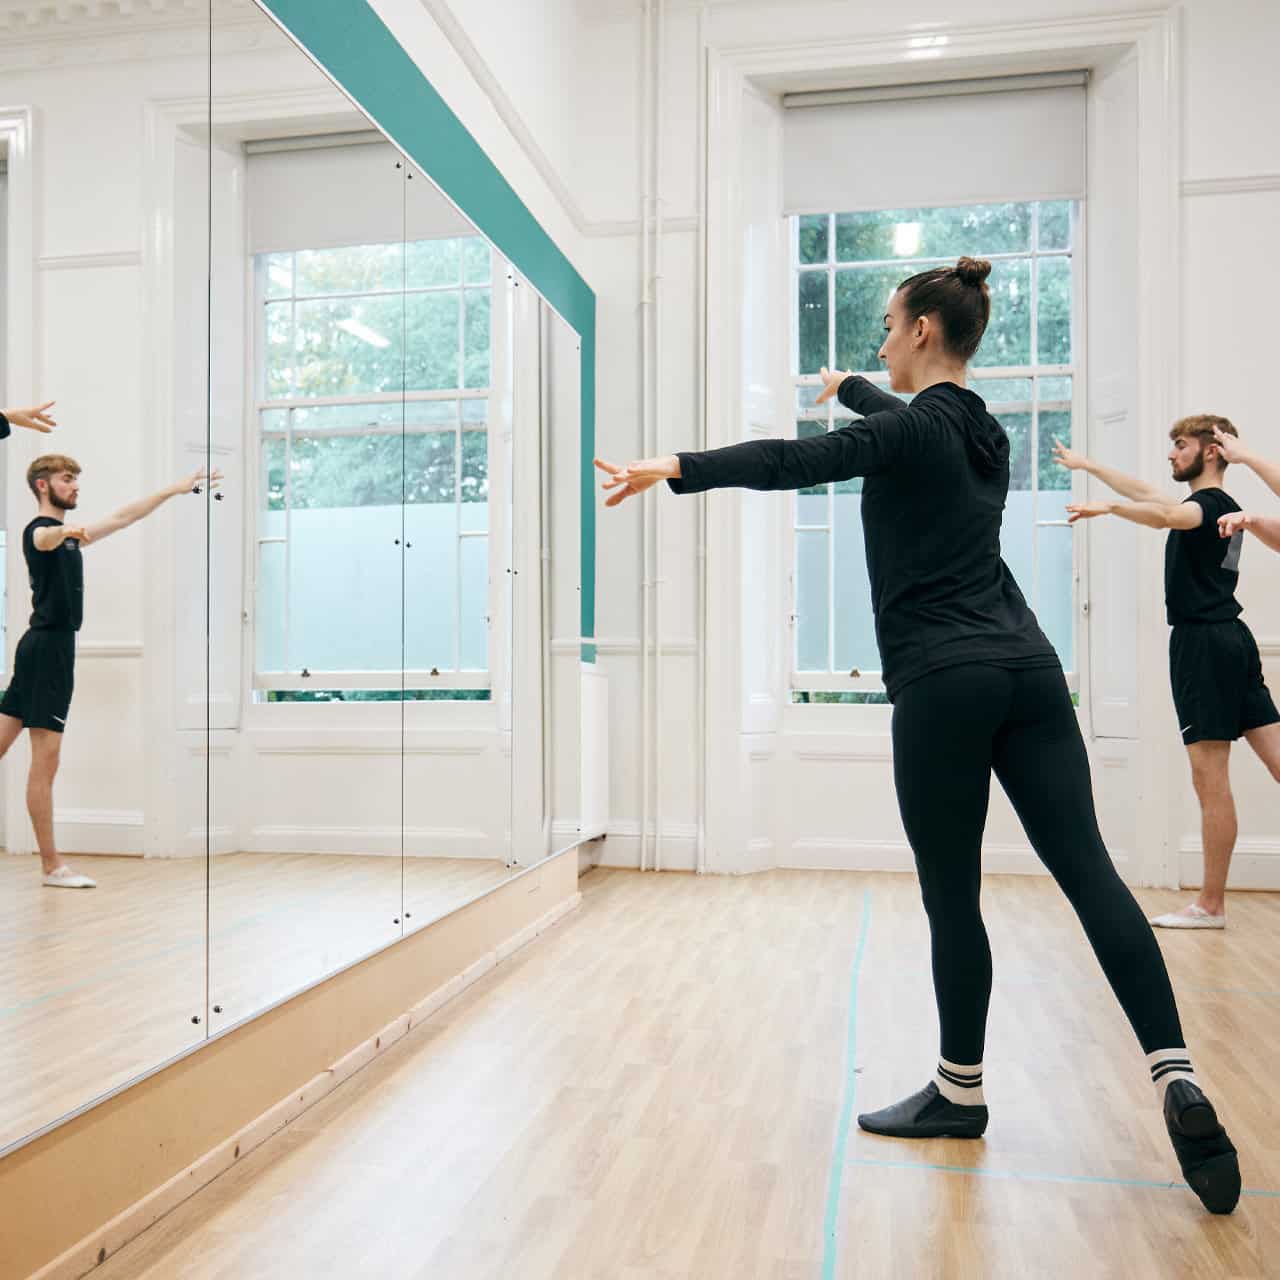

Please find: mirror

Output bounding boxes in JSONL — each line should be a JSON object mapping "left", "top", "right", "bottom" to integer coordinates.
{"left": 0, "top": 0, "right": 585, "bottom": 1159}
{"left": 0, "top": 18, "right": 212, "bottom": 1150}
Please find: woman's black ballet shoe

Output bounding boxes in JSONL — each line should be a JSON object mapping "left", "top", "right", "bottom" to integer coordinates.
{"left": 857, "top": 1082, "right": 988, "bottom": 1139}
{"left": 1164, "top": 1079, "right": 1240, "bottom": 1214}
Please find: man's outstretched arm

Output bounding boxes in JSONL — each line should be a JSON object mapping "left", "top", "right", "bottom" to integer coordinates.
{"left": 83, "top": 467, "right": 221, "bottom": 544}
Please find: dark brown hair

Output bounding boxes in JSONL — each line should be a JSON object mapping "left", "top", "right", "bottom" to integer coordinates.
{"left": 1169, "top": 414, "right": 1238, "bottom": 467}
{"left": 27, "top": 453, "right": 81, "bottom": 498}
{"left": 896, "top": 256, "right": 992, "bottom": 362}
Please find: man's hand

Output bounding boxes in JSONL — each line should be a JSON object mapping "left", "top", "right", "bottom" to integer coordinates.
{"left": 1066, "top": 500, "right": 1112, "bottom": 524}
{"left": 174, "top": 466, "right": 224, "bottom": 497}
{"left": 1211, "top": 426, "right": 1247, "bottom": 465}
{"left": 594, "top": 455, "right": 680, "bottom": 508}
{"left": 814, "top": 367, "right": 853, "bottom": 406}
{"left": 4, "top": 401, "right": 57, "bottom": 433}
{"left": 63, "top": 526, "right": 91, "bottom": 545}
{"left": 1052, "top": 438, "right": 1088, "bottom": 472}
{"left": 1219, "top": 510, "right": 1250, "bottom": 539}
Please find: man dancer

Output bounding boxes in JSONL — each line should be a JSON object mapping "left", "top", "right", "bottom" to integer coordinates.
{"left": 1057, "top": 417, "right": 1280, "bottom": 929}
{"left": 0, "top": 453, "right": 217, "bottom": 887}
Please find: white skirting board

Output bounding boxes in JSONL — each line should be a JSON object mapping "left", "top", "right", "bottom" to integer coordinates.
{"left": 30, "top": 891, "right": 582, "bottom": 1280}
{"left": 581, "top": 664, "right": 609, "bottom": 839}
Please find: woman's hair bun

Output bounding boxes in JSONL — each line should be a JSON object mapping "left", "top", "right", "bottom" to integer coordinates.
{"left": 954, "top": 256, "right": 992, "bottom": 287}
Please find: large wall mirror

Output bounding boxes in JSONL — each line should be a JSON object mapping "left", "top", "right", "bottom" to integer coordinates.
{"left": 0, "top": 0, "right": 590, "bottom": 1160}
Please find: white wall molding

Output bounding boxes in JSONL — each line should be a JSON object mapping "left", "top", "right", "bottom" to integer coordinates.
{"left": 53, "top": 807, "right": 145, "bottom": 855}
{"left": 598, "top": 820, "right": 698, "bottom": 871}
{"left": 26, "top": 888, "right": 581, "bottom": 1280}
{"left": 247, "top": 824, "right": 499, "bottom": 858}
{"left": 784, "top": 836, "right": 1131, "bottom": 876}
{"left": 37, "top": 250, "right": 142, "bottom": 271}
{"left": 77, "top": 641, "right": 144, "bottom": 659}
{"left": 1179, "top": 838, "right": 1280, "bottom": 890}
{"left": 1181, "top": 173, "right": 1280, "bottom": 198}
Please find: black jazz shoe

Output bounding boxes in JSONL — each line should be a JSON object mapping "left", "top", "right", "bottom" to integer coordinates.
{"left": 857, "top": 1082, "right": 988, "bottom": 1138}
{"left": 1164, "top": 1079, "right": 1240, "bottom": 1214}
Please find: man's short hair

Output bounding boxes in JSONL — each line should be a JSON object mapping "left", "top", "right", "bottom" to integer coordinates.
{"left": 27, "top": 454, "right": 81, "bottom": 498}
{"left": 1169, "top": 414, "right": 1238, "bottom": 460}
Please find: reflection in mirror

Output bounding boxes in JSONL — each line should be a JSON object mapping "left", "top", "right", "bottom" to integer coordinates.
{"left": 206, "top": 1, "right": 408, "bottom": 1028}
{"left": 401, "top": 159, "right": 518, "bottom": 928}
{"left": 542, "top": 305, "right": 587, "bottom": 859}
{"left": 0, "top": 17, "right": 211, "bottom": 1151}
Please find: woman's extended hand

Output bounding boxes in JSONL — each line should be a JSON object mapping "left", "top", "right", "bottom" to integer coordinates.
{"left": 1219, "top": 510, "right": 1250, "bottom": 539}
{"left": 814, "top": 367, "right": 852, "bottom": 406}
{"left": 594, "top": 455, "right": 681, "bottom": 507}
{"left": 1066, "top": 500, "right": 1111, "bottom": 524}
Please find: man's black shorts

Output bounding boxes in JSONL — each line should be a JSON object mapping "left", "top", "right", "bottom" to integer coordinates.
{"left": 1170, "top": 619, "right": 1279, "bottom": 746}
{"left": 0, "top": 629, "right": 76, "bottom": 733}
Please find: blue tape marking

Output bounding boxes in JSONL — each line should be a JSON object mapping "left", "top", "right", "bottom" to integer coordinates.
{"left": 822, "top": 889, "right": 872, "bottom": 1280}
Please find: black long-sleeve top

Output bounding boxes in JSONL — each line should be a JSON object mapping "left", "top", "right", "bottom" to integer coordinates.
{"left": 0, "top": 412, "right": 10, "bottom": 440}
{"left": 668, "top": 376, "right": 1059, "bottom": 700}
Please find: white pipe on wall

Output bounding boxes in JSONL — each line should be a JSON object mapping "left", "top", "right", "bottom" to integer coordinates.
{"left": 653, "top": 0, "right": 666, "bottom": 873}
{"left": 639, "top": 0, "right": 653, "bottom": 873}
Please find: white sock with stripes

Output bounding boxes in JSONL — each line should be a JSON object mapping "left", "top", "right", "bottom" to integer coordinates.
{"left": 1148, "top": 1048, "right": 1198, "bottom": 1101}
{"left": 935, "top": 1058, "right": 985, "bottom": 1106}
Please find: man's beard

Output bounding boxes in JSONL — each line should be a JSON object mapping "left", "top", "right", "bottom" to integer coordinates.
{"left": 1172, "top": 450, "right": 1205, "bottom": 483}
{"left": 49, "top": 492, "right": 77, "bottom": 511}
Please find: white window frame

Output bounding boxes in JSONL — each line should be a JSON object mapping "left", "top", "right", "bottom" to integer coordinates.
{"left": 248, "top": 239, "right": 499, "bottom": 694}
{"left": 786, "top": 201, "right": 1084, "bottom": 699}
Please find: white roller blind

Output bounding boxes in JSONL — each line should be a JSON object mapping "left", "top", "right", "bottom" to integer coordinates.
{"left": 783, "top": 75, "right": 1086, "bottom": 216}
{"left": 247, "top": 138, "right": 478, "bottom": 255}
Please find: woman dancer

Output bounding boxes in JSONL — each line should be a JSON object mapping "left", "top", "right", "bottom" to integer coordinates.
{"left": 595, "top": 257, "right": 1240, "bottom": 1214}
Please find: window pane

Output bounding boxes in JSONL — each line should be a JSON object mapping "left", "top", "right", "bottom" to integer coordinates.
{"left": 463, "top": 238, "right": 491, "bottom": 284}
{"left": 261, "top": 407, "right": 288, "bottom": 433}
{"left": 294, "top": 295, "right": 406, "bottom": 397}
{"left": 461, "top": 397, "right": 487, "bottom": 424}
{"left": 406, "top": 238, "right": 461, "bottom": 288}
{"left": 835, "top": 202, "right": 1032, "bottom": 262}
{"left": 834, "top": 266, "right": 900, "bottom": 373}
{"left": 1039, "top": 410, "right": 1072, "bottom": 491}
{"left": 461, "top": 430, "right": 488, "bottom": 504}
{"left": 463, "top": 289, "right": 491, "bottom": 388}
{"left": 833, "top": 489, "right": 877, "bottom": 673}
{"left": 404, "top": 502, "right": 460, "bottom": 670}
{"left": 264, "top": 302, "right": 293, "bottom": 398}
{"left": 1039, "top": 375, "right": 1072, "bottom": 403}
{"left": 796, "top": 384, "right": 825, "bottom": 417}
{"left": 264, "top": 253, "right": 293, "bottom": 300}
{"left": 404, "top": 291, "right": 461, "bottom": 391}
{"left": 972, "top": 377, "right": 1032, "bottom": 405}
{"left": 1038, "top": 201, "right": 1071, "bottom": 251}
{"left": 405, "top": 431, "right": 458, "bottom": 504}
{"left": 1036, "top": 514, "right": 1074, "bottom": 669}
{"left": 256, "top": 534, "right": 286, "bottom": 672}
{"left": 797, "top": 270, "right": 828, "bottom": 375}
{"left": 798, "top": 419, "right": 828, "bottom": 496}
{"left": 289, "top": 434, "right": 406, "bottom": 508}
{"left": 1037, "top": 255, "right": 1072, "bottom": 365}
{"left": 295, "top": 243, "right": 403, "bottom": 296}
{"left": 798, "top": 215, "right": 829, "bottom": 264}
{"left": 404, "top": 399, "right": 459, "bottom": 429}
{"left": 973, "top": 258, "right": 1031, "bottom": 367}
{"left": 459, "top": 535, "right": 489, "bottom": 669}
{"left": 795, "top": 529, "right": 829, "bottom": 671}
{"left": 1000, "top": 490, "right": 1035, "bottom": 626}
{"left": 264, "top": 437, "right": 286, "bottom": 511}
{"left": 1002, "top": 411, "right": 1032, "bottom": 491}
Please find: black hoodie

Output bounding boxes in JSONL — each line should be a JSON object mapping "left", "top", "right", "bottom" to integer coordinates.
{"left": 668, "top": 375, "right": 1058, "bottom": 699}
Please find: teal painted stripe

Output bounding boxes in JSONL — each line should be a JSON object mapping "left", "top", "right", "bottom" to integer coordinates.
{"left": 258, "top": 0, "right": 596, "bottom": 656}
{"left": 822, "top": 890, "right": 872, "bottom": 1280}
{"left": 580, "top": 641, "right": 598, "bottom": 664}
{"left": 849, "top": 1154, "right": 1280, "bottom": 1199}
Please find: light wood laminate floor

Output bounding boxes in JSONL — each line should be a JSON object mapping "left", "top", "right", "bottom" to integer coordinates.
{"left": 0, "top": 852, "right": 517, "bottom": 1152}
{"left": 89, "top": 867, "right": 1280, "bottom": 1279}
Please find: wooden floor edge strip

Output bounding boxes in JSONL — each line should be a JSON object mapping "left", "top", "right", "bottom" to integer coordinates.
{"left": 28, "top": 891, "right": 583, "bottom": 1280}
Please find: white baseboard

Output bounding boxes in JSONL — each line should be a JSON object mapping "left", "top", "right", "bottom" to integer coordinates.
{"left": 29, "top": 890, "right": 582, "bottom": 1280}
{"left": 1179, "top": 837, "right": 1280, "bottom": 890}
{"left": 247, "top": 825, "right": 503, "bottom": 859}
{"left": 52, "top": 809, "right": 145, "bottom": 856}
{"left": 595, "top": 823, "right": 698, "bottom": 872}
{"left": 780, "top": 838, "right": 1129, "bottom": 877}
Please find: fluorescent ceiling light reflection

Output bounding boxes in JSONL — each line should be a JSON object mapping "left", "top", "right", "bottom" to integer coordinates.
{"left": 336, "top": 317, "right": 391, "bottom": 349}
{"left": 906, "top": 33, "right": 949, "bottom": 59}
{"left": 893, "top": 222, "right": 922, "bottom": 256}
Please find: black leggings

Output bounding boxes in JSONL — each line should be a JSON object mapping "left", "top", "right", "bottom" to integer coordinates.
{"left": 892, "top": 662, "right": 1184, "bottom": 1064}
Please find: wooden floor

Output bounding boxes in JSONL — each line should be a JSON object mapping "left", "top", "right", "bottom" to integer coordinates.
{"left": 84, "top": 867, "right": 1280, "bottom": 1279}
{"left": 0, "top": 853, "right": 517, "bottom": 1153}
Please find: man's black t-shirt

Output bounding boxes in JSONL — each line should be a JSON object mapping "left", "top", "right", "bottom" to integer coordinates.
{"left": 23, "top": 517, "right": 84, "bottom": 631}
{"left": 668, "top": 377, "right": 1058, "bottom": 700}
{"left": 1164, "top": 488, "right": 1243, "bottom": 625}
